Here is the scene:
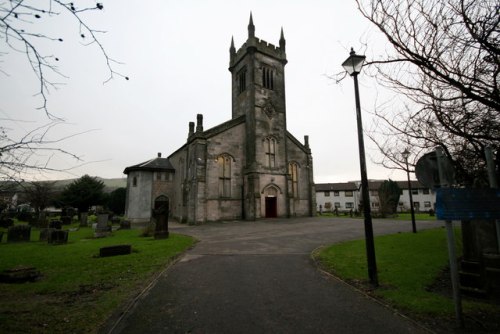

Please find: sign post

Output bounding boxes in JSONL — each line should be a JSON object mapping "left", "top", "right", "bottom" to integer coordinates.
{"left": 435, "top": 147, "right": 463, "bottom": 328}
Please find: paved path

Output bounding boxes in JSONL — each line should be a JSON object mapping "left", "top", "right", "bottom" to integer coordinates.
{"left": 102, "top": 217, "right": 442, "bottom": 334}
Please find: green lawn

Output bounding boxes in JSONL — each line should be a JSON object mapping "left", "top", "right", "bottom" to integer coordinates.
{"left": 317, "top": 212, "right": 436, "bottom": 220}
{"left": 0, "top": 225, "right": 195, "bottom": 333}
{"left": 313, "top": 228, "right": 499, "bottom": 319}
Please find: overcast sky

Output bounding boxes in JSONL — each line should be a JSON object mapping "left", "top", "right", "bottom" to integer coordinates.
{"left": 1, "top": 0, "right": 410, "bottom": 183}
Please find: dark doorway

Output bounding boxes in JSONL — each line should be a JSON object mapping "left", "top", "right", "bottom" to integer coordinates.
{"left": 265, "top": 197, "right": 277, "bottom": 218}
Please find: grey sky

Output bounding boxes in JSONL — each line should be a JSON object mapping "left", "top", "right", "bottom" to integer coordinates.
{"left": 1, "top": 1, "right": 409, "bottom": 183}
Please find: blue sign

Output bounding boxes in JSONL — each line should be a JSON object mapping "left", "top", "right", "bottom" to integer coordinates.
{"left": 436, "top": 188, "right": 500, "bottom": 220}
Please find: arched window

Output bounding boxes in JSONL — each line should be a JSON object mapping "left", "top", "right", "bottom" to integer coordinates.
{"left": 289, "top": 162, "right": 299, "bottom": 197}
{"left": 217, "top": 155, "right": 232, "bottom": 197}
{"left": 132, "top": 176, "right": 138, "bottom": 187}
{"left": 265, "top": 137, "right": 276, "bottom": 168}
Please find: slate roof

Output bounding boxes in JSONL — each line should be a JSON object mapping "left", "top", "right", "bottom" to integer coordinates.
{"left": 123, "top": 154, "right": 175, "bottom": 174}
{"left": 315, "top": 182, "right": 358, "bottom": 192}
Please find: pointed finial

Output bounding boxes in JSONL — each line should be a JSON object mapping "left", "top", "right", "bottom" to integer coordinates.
{"left": 230, "top": 36, "right": 236, "bottom": 55}
{"left": 248, "top": 12, "right": 255, "bottom": 38}
{"left": 279, "top": 26, "right": 286, "bottom": 50}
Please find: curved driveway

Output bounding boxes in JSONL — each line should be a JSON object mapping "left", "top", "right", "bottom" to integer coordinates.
{"left": 104, "top": 217, "right": 441, "bottom": 334}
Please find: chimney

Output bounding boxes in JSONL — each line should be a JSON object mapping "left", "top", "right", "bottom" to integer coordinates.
{"left": 157, "top": 152, "right": 162, "bottom": 158}
{"left": 304, "top": 135, "right": 309, "bottom": 149}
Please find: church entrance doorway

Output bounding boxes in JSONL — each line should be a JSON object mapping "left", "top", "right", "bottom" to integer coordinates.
{"left": 265, "top": 197, "right": 277, "bottom": 218}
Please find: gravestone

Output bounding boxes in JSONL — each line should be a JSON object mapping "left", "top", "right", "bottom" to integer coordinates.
{"left": 0, "top": 266, "right": 41, "bottom": 283}
{"left": 99, "top": 244, "right": 132, "bottom": 257}
{"left": 153, "top": 197, "right": 169, "bottom": 239}
{"left": 120, "top": 220, "right": 131, "bottom": 230}
{"left": 48, "top": 230, "right": 69, "bottom": 245}
{"left": 49, "top": 220, "right": 62, "bottom": 230}
{"left": 80, "top": 212, "right": 88, "bottom": 227}
{"left": 7, "top": 225, "right": 31, "bottom": 243}
{"left": 39, "top": 228, "right": 56, "bottom": 241}
{"left": 0, "top": 231, "right": 3, "bottom": 243}
{"left": 94, "top": 214, "right": 111, "bottom": 238}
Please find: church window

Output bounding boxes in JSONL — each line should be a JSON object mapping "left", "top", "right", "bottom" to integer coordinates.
{"left": 262, "top": 67, "right": 274, "bottom": 90}
{"left": 238, "top": 67, "right": 247, "bottom": 94}
{"left": 289, "top": 162, "right": 299, "bottom": 197}
{"left": 265, "top": 137, "right": 276, "bottom": 168}
{"left": 132, "top": 176, "right": 137, "bottom": 187}
{"left": 218, "top": 155, "right": 232, "bottom": 197}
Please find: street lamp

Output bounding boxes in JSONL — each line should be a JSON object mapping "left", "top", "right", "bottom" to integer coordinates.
{"left": 402, "top": 149, "right": 417, "bottom": 233}
{"left": 342, "top": 48, "right": 378, "bottom": 287}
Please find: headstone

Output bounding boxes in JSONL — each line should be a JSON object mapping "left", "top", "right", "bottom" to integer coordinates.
{"left": 7, "top": 225, "right": 31, "bottom": 243}
{"left": 94, "top": 214, "right": 111, "bottom": 238}
{"left": 120, "top": 220, "right": 131, "bottom": 230}
{"left": 39, "top": 228, "right": 56, "bottom": 241}
{"left": 0, "top": 266, "right": 41, "bottom": 283}
{"left": 153, "top": 199, "right": 169, "bottom": 239}
{"left": 99, "top": 244, "right": 132, "bottom": 257}
{"left": 0, "top": 231, "right": 3, "bottom": 243}
{"left": 80, "top": 212, "right": 88, "bottom": 227}
{"left": 49, "top": 220, "right": 62, "bottom": 230}
{"left": 48, "top": 230, "right": 69, "bottom": 245}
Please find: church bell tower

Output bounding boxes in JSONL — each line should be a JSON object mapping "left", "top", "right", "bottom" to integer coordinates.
{"left": 228, "top": 14, "right": 290, "bottom": 219}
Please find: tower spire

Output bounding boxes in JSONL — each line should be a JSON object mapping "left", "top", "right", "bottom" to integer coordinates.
{"left": 248, "top": 12, "right": 255, "bottom": 38}
{"left": 279, "top": 26, "right": 286, "bottom": 51}
{"left": 230, "top": 36, "right": 236, "bottom": 56}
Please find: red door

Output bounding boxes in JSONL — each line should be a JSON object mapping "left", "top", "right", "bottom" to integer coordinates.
{"left": 265, "top": 197, "right": 277, "bottom": 218}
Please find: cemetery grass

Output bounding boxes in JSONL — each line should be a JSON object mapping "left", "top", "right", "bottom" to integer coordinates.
{"left": 0, "top": 226, "right": 195, "bottom": 334}
{"left": 313, "top": 228, "right": 500, "bottom": 332}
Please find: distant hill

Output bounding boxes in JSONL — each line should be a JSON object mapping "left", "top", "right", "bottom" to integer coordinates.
{"left": 0, "top": 177, "right": 127, "bottom": 194}
{"left": 50, "top": 177, "right": 127, "bottom": 192}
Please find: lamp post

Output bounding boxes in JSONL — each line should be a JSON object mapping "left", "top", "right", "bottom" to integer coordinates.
{"left": 402, "top": 149, "right": 417, "bottom": 233}
{"left": 342, "top": 48, "right": 378, "bottom": 287}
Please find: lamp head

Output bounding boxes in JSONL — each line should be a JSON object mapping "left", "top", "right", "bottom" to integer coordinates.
{"left": 342, "top": 48, "right": 366, "bottom": 76}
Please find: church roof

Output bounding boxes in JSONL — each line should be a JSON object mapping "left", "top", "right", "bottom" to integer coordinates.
{"left": 123, "top": 153, "right": 175, "bottom": 174}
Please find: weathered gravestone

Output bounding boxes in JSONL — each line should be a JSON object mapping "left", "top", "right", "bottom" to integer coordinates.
{"left": 49, "top": 220, "right": 62, "bottom": 230}
{"left": 0, "top": 266, "right": 41, "bottom": 283}
{"left": 80, "top": 212, "right": 88, "bottom": 227}
{"left": 39, "top": 228, "right": 56, "bottom": 241}
{"left": 48, "top": 230, "right": 68, "bottom": 245}
{"left": 99, "top": 244, "right": 132, "bottom": 257}
{"left": 153, "top": 196, "right": 169, "bottom": 239}
{"left": 94, "top": 214, "right": 111, "bottom": 238}
{"left": 7, "top": 225, "right": 31, "bottom": 243}
{"left": 120, "top": 220, "right": 131, "bottom": 230}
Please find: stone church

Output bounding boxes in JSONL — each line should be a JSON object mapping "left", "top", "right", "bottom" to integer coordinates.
{"left": 124, "top": 15, "right": 316, "bottom": 224}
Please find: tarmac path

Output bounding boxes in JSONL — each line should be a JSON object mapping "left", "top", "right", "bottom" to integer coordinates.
{"left": 102, "top": 217, "right": 442, "bottom": 334}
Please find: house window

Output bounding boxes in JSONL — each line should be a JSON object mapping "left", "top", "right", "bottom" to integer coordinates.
{"left": 423, "top": 188, "right": 430, "bottom": 195}
{"left": 265, "top": 137, "right": 276, "bottom": 168}
{"left": 132, "top": 176, "right": 137, "bottom": 187}
{"left": 424, "top": 201, "right": 431, "bottom": 208}
{"left": 218, "top": 155, "right": 231, "bottom": 197}
{"left": 238, "top": 67, "right": 247, "bottom": 94}
{"left": 333, "top": 191, "right": 339, "bottom": 197}
{"left": 346, "top": 202, "right": 354, "bottom": 209}
{"left": 372, "top": 202, "right": 380, "bottom": 208}
{"left": 412, "top": 189, "right": 419, "bottom": 195}
{"left": 262, "top": 66, "right": 274, "bottom": 90}
{"left": 334, "top": 202, "right": 341, "bottom": 208}
{"left": 345, "top": 191, "right": 353, "bottom": 197}
{"left": 289, "top": 162, "right": 299, "bottom": 197}
{"left": 324, "top": 191, "right": 330, "bottom": 197}
{"left": 324, "top": 202, "right": 332, "bottom": 209}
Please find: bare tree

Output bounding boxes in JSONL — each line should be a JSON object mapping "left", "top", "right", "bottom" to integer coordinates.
{"left": 0, "top": 1, "right": 127, "bottom": 184}
{"left": 352, "top": 0, "right": 499, "bottom": 185}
